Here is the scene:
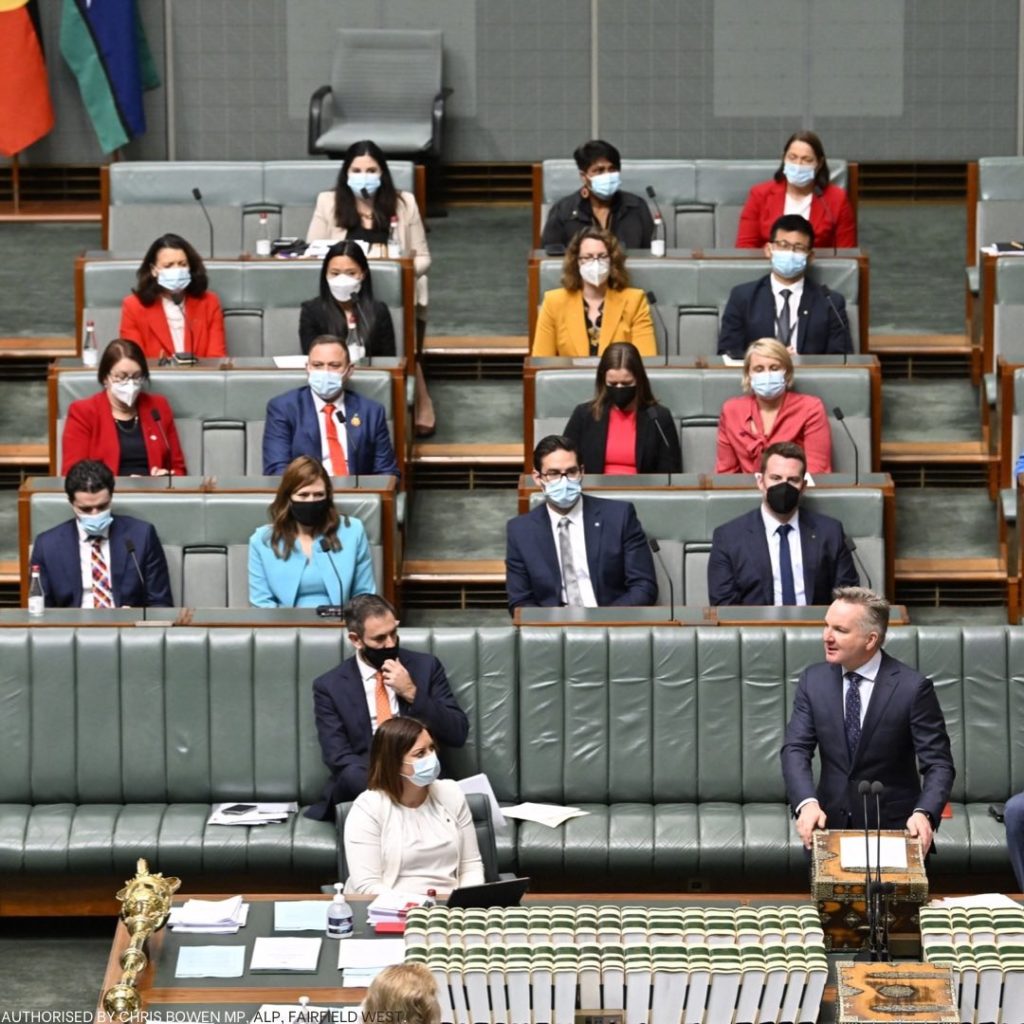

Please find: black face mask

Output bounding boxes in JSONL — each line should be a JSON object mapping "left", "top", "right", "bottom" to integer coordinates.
{"left": 765, "top": 481, "right": 801, "bottom": 515}
{"left": 360, "top": 642, "right": 399, "bottom": 671}
{"left": 290, "top": 497, "right": 331, "bottom": 527}
{"left": 606, "top": 385, "right": 637, "bottom": 409}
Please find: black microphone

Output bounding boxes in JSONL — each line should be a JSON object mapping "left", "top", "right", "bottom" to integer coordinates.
{"left": 843, "top": 534, "right": 873, "bottom": 592}
{"left": 871, "top": 781, "right": 890, "bottom": 960}
{"left": 315, "top": 536, "right": 346, "bottom": 618}
{"left": 645, "top": 185, "right": 666, "bottom": 226}
{"left": 124, "top": 539, "right": 148, "bottom": 621}
{"left": 191, "top": 186, "right": 214, "bottom": 258}
{"left": 819, "top": 283, "right": 853, "bottom": 358}
{"left": 647, "top": 535, "right": 675, "bottom": 623}
{"left": 857, "top": 779, "right": 877, "bottom": 959}
{"left": 646, "top": 406, "right": 673, "bottom": 484}
{"left": 832, "top": 406, "right": 860, "bottom": 483}
{"left": 645, "top": 290, "right": 670, "bottom": 364}
{"left": 149, "top": 408, "right": 174, "bottom": 488}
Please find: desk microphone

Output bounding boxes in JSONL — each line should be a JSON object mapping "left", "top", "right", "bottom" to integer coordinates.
{"left": 820, "top": 284, "right": 853, "bottom": 358}
{"left": 832, "top": 406, "right": 860, "bottom": 483}
{"left": 843, "top": 534, "right": 873, "bottom": 592}
{"left": 124, "top": 539, "right": 148, "bottom": 621}
{"left": 646, "top": 406, "right": 673, "bottom": 483}
{"left": 315, "top": 536, "right": 346, "bottom": 618}
{"left": 192, "top": 186, "right": 215, "bottom": 258}
{"left": 856, "top": 780, "right": 877, "bottom": 960}
{"left": 645, "top": 185, "right": 666, "bottom": 227}
{"left": 871, "top": 781, "right": 891, "bottom": 961}
{"left": 647, "top": 535, "right": 675, "bottom": 622}
{"left": 149, "top": 408, "right": 174, "bottom": 488}
{"left": 645, "top": 290, "right": 670, "bottom": 364}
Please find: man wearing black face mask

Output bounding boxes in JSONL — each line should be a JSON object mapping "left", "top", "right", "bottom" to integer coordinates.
{"left": 305, "top": 594, "right": 469, "bottom": 820}
{"left": 707, "top": 441, "right": 858, "bottom": 606}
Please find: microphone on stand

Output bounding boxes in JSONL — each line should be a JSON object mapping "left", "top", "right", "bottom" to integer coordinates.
{"left": 645, "top": 185, "right": 666, "bottom": 227}
{"left": 820, "top": 284, "right": 854, "bottom": 357}
{"left": 647, "top": 535, "right": 675, "bottom": 623}
{"left": 856, "top": 779, "right": 877, "bottom": 960}
{"left": 646, "top": 406, "right": 673, "bottom": 484}
{"left": 645, "top": 290, "right": 670, "bottom": 365}
{"left": 871, "top": 781, "right": 890, "bottom": 961}
{"left": 125, "top": 539, "right": 148, "bottom": 621}
{"left": 832, "top": 406, "right": 860, "bottom": 483}
{"left": 316, "top": 536, "right": 346, "bottom": 618}
{"left": 843, "top": 534, "right": 873, "bottom": 592}
{"left": 191, "top": 187, "right": 215, "bottom": 259}
{"left": 149, "top": 408, "right": 174, "bottom": 489}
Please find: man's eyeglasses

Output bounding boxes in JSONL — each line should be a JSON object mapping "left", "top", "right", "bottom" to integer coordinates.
{"left": 770, "top": 240, "right": 811, "bottom": 254}
{"left": 538, "top": 468, "right": 582, "bottom": 483}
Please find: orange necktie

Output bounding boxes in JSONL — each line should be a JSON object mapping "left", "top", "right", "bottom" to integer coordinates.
{"left": 323, "top": 403, "right": 348, "bottom": 475}
{"left": 374, "top": 671, "right": 393, "bottom": 726}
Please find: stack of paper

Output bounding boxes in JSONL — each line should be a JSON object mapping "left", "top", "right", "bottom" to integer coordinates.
{"left": 168, "top": 895, "right": 249, "bottom": 934}
{"left": 250, "top": 937, "right": 323, "bottom": 973}
{"left": 368, "top": 890, "right": 430, "bottom": 925}
{"left": 207, "top": 801, "right": 298, "bottom": 826}
{"left": 501, "top": 803, "right": 590, "bottom": 828}
{"left": 175, "top": 945, "right": 245, "bottom": 978}
{"left": 337, "top": 938, "right": 406, "bottom": 988}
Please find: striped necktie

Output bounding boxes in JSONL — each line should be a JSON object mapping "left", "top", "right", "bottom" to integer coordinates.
{"left": 90, "top": 537, "right": 114, "bottom": 609}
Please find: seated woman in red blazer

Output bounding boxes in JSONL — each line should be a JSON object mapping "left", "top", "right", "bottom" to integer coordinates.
{"left": 61, "top": 338, "right": 187, "bottom": 477}
{"left": 735, "top": 130, "right": 856, "bottom": 250}
{"left": 119, "top": 232, "right": 226, "bottom": 360}
{"left": 716, "top": 338, "right": 831, "bottom": 475}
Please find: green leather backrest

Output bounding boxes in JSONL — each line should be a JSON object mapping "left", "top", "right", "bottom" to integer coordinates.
{"left": 994, "top": 259, "right": 1024, "bottom": 364}
{"left": 979, "top": 158, "right": 1024, "bottom": 201}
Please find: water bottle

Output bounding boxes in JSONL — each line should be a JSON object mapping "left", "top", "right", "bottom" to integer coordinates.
{"left": 326, "top": 882, "right": 353, "bottom": 938}
{"left": 82, "top": 321, "right": 98, "bottom": 368}
{"left": 345, "top": 311, "right": 366, "bottom": 364}
{"left": 651, "top": 214, "right": 666, "bottom": 257}
{"left": 28, "top": 565, "right": 44, "bottom": 617}
{"left": 387, "top": 216, "right": 401, "bottom": 258}
{"left": 423, "top": 888, "right": 437, "bottom": 908}
{"left": 256, "top": 213, "right": 272, "bottom": 257}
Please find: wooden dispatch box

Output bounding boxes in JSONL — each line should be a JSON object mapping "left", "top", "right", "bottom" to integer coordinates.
{"left": 837, "top": 962, "right": 957, "bottom": 1023}
{"left": 812, "top": 829, "right": 927, "bottom": 955}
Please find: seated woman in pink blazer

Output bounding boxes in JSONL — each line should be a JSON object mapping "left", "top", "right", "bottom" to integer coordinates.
{"left": 716, "top": 338, "right": 832, "bottom": 475}
{"left": 735, "top": 131, "right": 856, "bottom": 250}
{"left": 119, "top": 232, "right": 226, "bottom": 361}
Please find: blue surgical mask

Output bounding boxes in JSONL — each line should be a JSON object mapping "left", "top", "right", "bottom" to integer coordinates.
{"left": 782, "top": 162, "right": 816, "bottom": 188}
{"left": 544, "top": 476, "right": 583, "bottom": 509}
{"left": 309, "top": 370, "right": 344, "bottom": 402}
{"left": 404, "top": 752, "right": 441, "bottom": 788}
{"left": 588, "top": 171, "right": 621, "bottom": 199}
{"left": 348, "top": 172, "right": 382, "bottom": 197}
{"left": 79, "top": 509, "right": 113, "bottom": 537}
{"left": 156, "top": 267, "right": 191, "bottom": 292}
{"left": 770, "top": 249, "right": 808, "bottom": 280}
{"left": 750, "top": 370, "right": 787, "bottom": 400}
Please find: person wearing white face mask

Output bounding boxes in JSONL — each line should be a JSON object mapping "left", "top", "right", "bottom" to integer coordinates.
{"left": 299, "top": 240, "right": 396, "bottom": 359}
{"left": 541, "top": 139, "right": 655, "bottom": 251}
{"left": 532, "top": 227, "right": 656, "bottom": 357}
{"left": 119, "top": 233, "right": 226, "bottom": 360}
{"left": 736, "top": 130, "right": 857, "bottom": 250}
{"left": 715, "top": 338, "right": 832, "bottom": 474}
{"left": 61, "top": 338, "right": 187, "bottom": 477}
{"left": 343, "top": 716, "right": 483, "bottom": 896}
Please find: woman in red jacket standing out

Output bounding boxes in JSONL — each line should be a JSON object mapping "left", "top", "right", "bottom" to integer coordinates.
{"left": 735, "top": 131, "right": 856, "bottom": 250}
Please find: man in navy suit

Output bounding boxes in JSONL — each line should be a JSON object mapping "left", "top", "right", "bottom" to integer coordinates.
{"left": 781, "top": 586, "right": 954, "bottom": 854}
{"left": 29, "top": 459, "right": 172, "bottom": 608}
{"left": 262, "top": 334, "right": 399, "bottom": 476}
{"left": 306, "top": 594, "right": 469, "bottom": 820}
{"left": 505, "top": 435, "right": 657, "bottom": 612}
{"left": 717, "top": 214, "right": 852, "bottom": 358}
{"left": 707, "top": 441, "right": 859, "bottom": 606}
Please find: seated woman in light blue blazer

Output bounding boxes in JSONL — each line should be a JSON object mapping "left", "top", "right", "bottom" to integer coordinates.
{"left": 248, "top": 455, "right": 376, "bottom": 608}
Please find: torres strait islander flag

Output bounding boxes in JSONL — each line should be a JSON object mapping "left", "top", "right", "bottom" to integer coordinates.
{"left": 60, "top": 0, "right": 160, "bottom": 153}
{"left": 0, "top": 0, "right": 55, "bottom": 156}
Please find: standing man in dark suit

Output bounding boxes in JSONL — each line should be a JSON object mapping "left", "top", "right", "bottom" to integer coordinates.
{"left": 505, "top": 434, "right": 658, "bottom": 612}
{"left": 717, "top": 214, "right": 852, "bottom": 358}
{"left": 707, "top": 441, "right": 859, "bottom": 606}
{"left": 306, "top": 594, "right": 469, "bottom": 820}
{"left": 29, "top": 459, "right": 173, "bottom": 608}
{"left": 781, "top": 586, "right": 955, "bottom": 853}
{"left": 262, "top": 334, "right": 399, "bottom": 476}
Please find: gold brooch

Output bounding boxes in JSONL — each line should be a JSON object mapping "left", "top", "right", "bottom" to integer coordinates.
{"left": 350, "top": 415, "right": 361, "bottom": 427}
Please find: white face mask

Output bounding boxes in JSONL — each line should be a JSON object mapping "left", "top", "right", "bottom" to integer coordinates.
{"left": 327, "top": 274, "right": 362, "bottom": 302}
{"left": 579, "top": 258, "right": 610, "bottom": 287}
{"left": 110, "top": 380, "right": 142, "bottom": 407}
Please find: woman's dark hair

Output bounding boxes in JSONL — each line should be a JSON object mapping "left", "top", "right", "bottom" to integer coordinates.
{"left": 314, "top": 240, "right": 383, "bottom": 344}
{"left": 266, "top": 455, "right": 341, "bottom": 559}
{"left": 589, "top": 342, "right": 657, "bottom": 420}
{"left": 133, "top": 233, "right": 210, "bottom": 306}
{"left": 96, "top": 338, "right": 150, "bottom": 386}
{"left": 332, "top": 139, "right": 404, "bottom": 231}
{"left": 773, "top": 130, "right": 831, "bottom": 193}
{"left": 560, "top": 226, "right": 629, "bottom": 292}
{"left": 573, "top": 139, "right": 622, "bottom": 173}
{"left": 368, "top": 717, "right": 431, "bottom": 804}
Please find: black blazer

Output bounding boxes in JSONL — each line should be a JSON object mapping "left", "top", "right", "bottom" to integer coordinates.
{"left": 717, "top": 275, "right": 852, "bottom": 358}
{"left": 297, "top": 297, "right": 396, "bottom": 356}
{"left": 563, "top": 402, "right": 682, "bottom": 474}
{"left": 707, "top": 506, "right": 859, "bottom": 606}
{"left": 541, "top": 189, "right": 654, "bottom": 251}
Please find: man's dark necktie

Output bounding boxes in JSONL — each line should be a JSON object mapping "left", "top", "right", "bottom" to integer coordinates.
{"left": 845, "top": 671, "right": 862, "bottom": 756}
{"left": 777, "top": 288, "right": 793, "bottom": 345}
{"left": 777, "top": 523, "right": 795, "bottom": 605}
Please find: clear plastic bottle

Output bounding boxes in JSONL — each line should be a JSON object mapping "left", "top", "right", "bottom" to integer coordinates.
{"left": 256, "top": 213, "right": 272, "bottom": 256}
{"left": 423, "top": 888, "right": 437, "bottom": 908}
{"left": 651, "top": 214, "right": 666, "bottom": 257}
{"left": 387, "top": 216, "right": 401, "bottom": 258}
{"left": 28, "top": 565, "right": 44, "bottom": 616}
{"left": 82, "top": 320, "right": 98, "bottom": 368}
{"left": 326, "top": 882, "right": 353, "bottom": 938}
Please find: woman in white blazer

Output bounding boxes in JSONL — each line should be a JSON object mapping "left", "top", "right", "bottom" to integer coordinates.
{"left": 344, "top": 717, "right": 484, "bottom": 895}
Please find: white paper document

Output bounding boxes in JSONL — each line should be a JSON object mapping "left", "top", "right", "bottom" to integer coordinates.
{"left": 174, "top": 945, "right": 245, "bottom": 979}
{"left": 274, "top": 900, "right": 330, "bottom": 931}
{"left": 367, "top": 890, "right": 430, "bottom": 922}
{"left": 458, "top": 773, "right": 508, "bottom": 828}
{"left": 929, "top": 893, "right": 1022, "bottom": 910}
{"left": 271, "top": 356, "right": 309, "bottom": 369}
{"left": 336, "top": 938, "right": 406, "bottom": 971}
{"left": 250, "top": 936, "right": 323, "bottom": 972}
{"left": 501, "top": 802, "right": 590, "bottom": 828}
{"left": 208, "top": 801, "right": 298, "bottom": 826}
{"left": 168, "top": 895, "right": 249, "bottom": 933}
{"left": 839, "top": 835, "right": 908, "bottom": 871}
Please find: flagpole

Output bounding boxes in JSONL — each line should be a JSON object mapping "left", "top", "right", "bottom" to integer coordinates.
{"left": 11, "top": 153, "right": 20, "bottom": 216}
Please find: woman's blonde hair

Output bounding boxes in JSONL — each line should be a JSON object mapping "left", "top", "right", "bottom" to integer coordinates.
{"left": 741, "top": 337, "right": 794, "bottom": 394}
{"left": 362, "top": 963, "right": 441, "bottom": 1024}
{"left": 560, "top": 226, "right": 629, "bottom": 292}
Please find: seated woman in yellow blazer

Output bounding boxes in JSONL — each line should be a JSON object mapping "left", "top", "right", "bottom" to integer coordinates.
{"left": 532, "top": 226, "right": 657, "bottom": 358}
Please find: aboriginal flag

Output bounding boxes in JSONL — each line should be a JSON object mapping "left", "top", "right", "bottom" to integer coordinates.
{"left": 0, "top": 0, "right": 55, "bottom": 157}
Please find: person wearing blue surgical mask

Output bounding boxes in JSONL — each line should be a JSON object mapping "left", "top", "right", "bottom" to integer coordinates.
{"left": 343, "top": 717, "right": 484, "bottom": 895}
{"left": 736, "top": 130, "right": 857, "bottom": 250}
{"left": 541, "top": 139, "right": 655, "bottom": 252}
{"left": 716, "top": 338, "right": 832, "bottom": 475}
